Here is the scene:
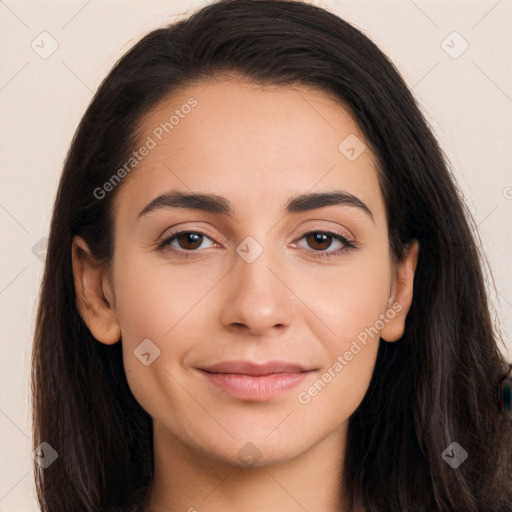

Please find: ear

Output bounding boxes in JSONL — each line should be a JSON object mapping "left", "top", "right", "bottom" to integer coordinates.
{"left": 71, "top": 236, "right": 121, "bottom": 345}
{"left": 380, "top": 239, "right": 419, "bottom": 343}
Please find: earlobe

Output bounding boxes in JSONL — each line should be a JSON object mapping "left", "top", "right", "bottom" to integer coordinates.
{"left": 380, "top": 239, "right": 419, "bottom": 343}
{"left": 71, "top": 236, "right": 121, "bottom": 345}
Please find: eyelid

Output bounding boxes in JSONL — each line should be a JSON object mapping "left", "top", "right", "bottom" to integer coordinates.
{"left": 158, "top": 224, "right": 222, "bottom": 245}
{"left": 157, "top": 229, "right": 218, "bottom": 252}
{"left": 294, "top": 225, "right": 354, "bottom": 243}
{"left": 290, "top": 230, "right": 356, "bottom": 256}
{"left": 157, "top": 227, "right": 357, "bottom": 258}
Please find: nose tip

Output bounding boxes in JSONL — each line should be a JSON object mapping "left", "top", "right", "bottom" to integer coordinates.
{"left": 220, "top": 254, "right": 294, "bottom": 338}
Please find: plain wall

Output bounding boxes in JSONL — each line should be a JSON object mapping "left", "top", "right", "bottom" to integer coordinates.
{"left": 0, "top": 1, "right": 510, "bottom": 510}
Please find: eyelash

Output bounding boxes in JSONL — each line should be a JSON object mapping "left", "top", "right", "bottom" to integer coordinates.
{"left": 157, "top": 230, "right": 357, "bottom": 259}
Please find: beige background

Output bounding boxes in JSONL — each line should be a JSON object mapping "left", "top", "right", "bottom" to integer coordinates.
{"left": 0, "top": 0, "right": 511, "bottom": 510}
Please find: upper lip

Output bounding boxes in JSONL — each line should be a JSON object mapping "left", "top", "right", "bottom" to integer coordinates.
{"left": 199, "top": 360, "right": 313, "bottom": 376}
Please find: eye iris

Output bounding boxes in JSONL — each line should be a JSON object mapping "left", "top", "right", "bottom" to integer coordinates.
{"left": 177, "top": 232, "right": 202, "bottom": 250}
{"left": 307, "top": 232, "right": 332, "bottom": 251}
{"left": 170, "top": 232, "right": 341, "bottom": 252}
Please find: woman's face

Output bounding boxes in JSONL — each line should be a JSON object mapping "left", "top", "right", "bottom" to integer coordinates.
{"left": 75, "top": 76, "right": 417, "bottom": 467}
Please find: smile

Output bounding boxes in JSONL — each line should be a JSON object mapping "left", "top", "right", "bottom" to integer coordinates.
{"left": 197, "top": 360, "right": 317, "bottom": 401}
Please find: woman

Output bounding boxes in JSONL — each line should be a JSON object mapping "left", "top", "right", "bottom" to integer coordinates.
{"left": 31, "top": 1, "right": 512, "bottom": 510}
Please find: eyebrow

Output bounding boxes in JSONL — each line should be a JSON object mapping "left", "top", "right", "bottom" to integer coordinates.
{"left": 137, "top": 190, "right": 375, "bottom": 223}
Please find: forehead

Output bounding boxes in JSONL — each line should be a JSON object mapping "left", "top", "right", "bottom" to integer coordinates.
{"left": 114, "top": 77, "right": 384, "bottom": 224}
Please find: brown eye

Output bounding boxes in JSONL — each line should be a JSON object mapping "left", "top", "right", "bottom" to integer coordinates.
{"left": 295, "top": 230, "right": 356, "bottom": 259}
{"left": 175, "top": 232, "right": 203, "bottom": 250}
{"left": 159, "top": 231, "right": 216, "bottom": 253}
{"left": 305, "top": 232, "right": 335, "bottom": 251}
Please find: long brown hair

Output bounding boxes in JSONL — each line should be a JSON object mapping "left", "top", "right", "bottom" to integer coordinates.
{"left": 31, "top": 1, "right": 512, "bottom": 510}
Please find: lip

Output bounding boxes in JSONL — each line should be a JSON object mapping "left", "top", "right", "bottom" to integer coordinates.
{"left": 200, "top": 360, "right": 311, "bottom": 376}
{"left": 197, "top": 360, "right": 316, "bottom": 401}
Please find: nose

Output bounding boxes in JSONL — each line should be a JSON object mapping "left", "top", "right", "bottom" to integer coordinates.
{"left": 219, "top": 241, "right": 295, "bottom": 338}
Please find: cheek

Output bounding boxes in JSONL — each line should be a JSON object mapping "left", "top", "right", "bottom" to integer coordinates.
{"left": 112, "top": 254, "right": 200, "bottom": 423}
{"left": 112, "top": 249, "right": 221, "bottom": 342}
{"left": 114, "top": 237, "right": 389, "bottom": 429}
{"left": 111, "top": 251, "right": 221, "bottom": 403}
{"left": 291, "top": 249, "right": 389, "bottom": 415}
{"left": 295, "top": 344, "right": 378, "bottom": 433}
{"left": 292, "top": 247, "right": 391, "bottom": 345}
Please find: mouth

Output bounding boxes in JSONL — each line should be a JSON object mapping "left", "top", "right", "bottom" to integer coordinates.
{"left": 197, "top": 360, "right": 317, "bottom": 401}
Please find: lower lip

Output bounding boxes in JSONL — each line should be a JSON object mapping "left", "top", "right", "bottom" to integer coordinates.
{"left": 199, "top": 370, "right": 312, "bottom": 401}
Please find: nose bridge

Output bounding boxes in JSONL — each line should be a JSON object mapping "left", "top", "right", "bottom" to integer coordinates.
{"left": 233, "top": 232, "right": 282, "bottom": 298}
{"left": 219, "top": 231, "right": 294, "bottom": 335}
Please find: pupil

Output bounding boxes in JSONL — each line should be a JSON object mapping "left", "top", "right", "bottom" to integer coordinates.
{"left": 176, "top": 232, "right": 334, "bottom": 252}
{"left": 310, "top": 233, "right": 330, "bottom": 250}
{"left": 180, "top": 233, "right": 202, "bottom": 249}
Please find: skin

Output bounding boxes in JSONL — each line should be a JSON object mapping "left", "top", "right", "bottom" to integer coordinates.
{"left": 72, "top": 75, "right": 418, "bottom": 512}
